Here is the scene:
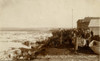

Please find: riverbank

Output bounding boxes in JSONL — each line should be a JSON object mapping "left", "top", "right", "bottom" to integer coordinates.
{"left": 0, "top": 29, "right": 99, "bottom": 61}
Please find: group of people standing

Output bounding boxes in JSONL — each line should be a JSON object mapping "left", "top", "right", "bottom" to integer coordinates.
{"left": 48, "top": 28, "right": 94, "bottom": 52}
{"left": 71, "top": 28, "right": 94, "bottom": 52}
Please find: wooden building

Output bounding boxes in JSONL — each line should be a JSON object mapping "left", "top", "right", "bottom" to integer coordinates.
{"left": 77, "top": 17, "right": 100, "bottom": 30}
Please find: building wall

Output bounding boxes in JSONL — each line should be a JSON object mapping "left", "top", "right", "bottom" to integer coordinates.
{"left": 89, "top": 27, "right": 100, "bottom": 36}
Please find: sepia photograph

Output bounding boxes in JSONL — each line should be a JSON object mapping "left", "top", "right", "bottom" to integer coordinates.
{"left": 0, "top": 0, "right": 100, "bottom": 61}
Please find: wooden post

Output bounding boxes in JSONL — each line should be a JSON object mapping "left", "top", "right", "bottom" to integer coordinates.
{"left": 75, "top": 37, "right": 78, "bottom": 52}
{"left": 60, "top": 29, "right": 63, "bottom": 45}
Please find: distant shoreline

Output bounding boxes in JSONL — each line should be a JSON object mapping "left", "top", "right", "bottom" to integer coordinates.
{"left": 0, "top": 27, "right": 73, "bottom": 31}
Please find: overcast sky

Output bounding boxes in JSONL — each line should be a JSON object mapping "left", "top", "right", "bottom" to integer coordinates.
{"left": 0, "top": 0, "right": 100, "bottom": 28}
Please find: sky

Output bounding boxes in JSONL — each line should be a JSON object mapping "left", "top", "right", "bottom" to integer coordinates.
{"left": 0, "top": 0, "right": 100, "bottom": 28}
